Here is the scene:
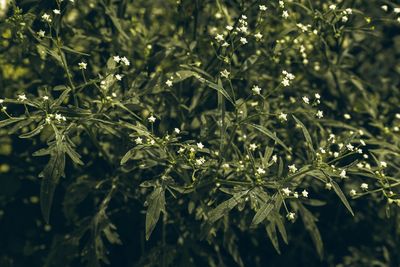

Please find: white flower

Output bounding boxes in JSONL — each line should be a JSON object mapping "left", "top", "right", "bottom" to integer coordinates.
{"left": 42, "top": 96, "right": 49, "bottom": 101}
{"left": 41, "top": 13, "right": 52, "bottom": 23}
{"left": 178, "top": 147, "right": 185, "bottom": 154}
{"left": 381, "top": 5, "right": 388, "bottom": 12}
{"left": 360, "top": 183, "right": 368, "bottom": 190}
{"left": 302, "top": 189, "right": 309, "bottom": 198}
{"left": 349, "top": 189, "right": 357, "bottom": 197}
{"left": 113, "top": 56, "right": 121, "bottom": 63}
{"left": 325, "top": 183, "right": 333, "bottom": 190}
{"left": 282, "top": 10, "right": 289, "bottom": 19}
{"left": 329, "top": 4, "right": 336, "bottom": 10}
{"left": 288, "top": 164, "right": 297, "bottom": 173}
{"left": 53, "top": 9, "right": 61, "bottom": 15}
{"left": 259, "top": 5, "right": 267, "bottom": 11}
{"left": 252, "top": 85, "right": 261, "bottom": 95}
{"left": 272, "top": 155, "right": 278, "bottom": 163}
{"left": 333, "top": 152, "right": 339, "bottom": 158}
{"left": 340, "top": 169, "right": 347, "bottom": 179}
{"left": 278, "top": 112, "right": 288, "bottom": 122}
{"left": 115, "top": 74, "right": 122, "bottom": 81}
{"left": 345, "top": 8, "right": 353, "bottom": 14}
{"left": 254, "top": 32, "right": 263, "bottom": 40}
{"left": 279, "top": 1, "right": 285, "bottom": 8}
{"left": 17, "top": 94, "right": 27, "bottom": 101}
{"left": 197, "top": 142, "right": 204, "bottom": 149}
{"left": 342, "top": 16, "right": 348, "bottom": 23}
{"left": 220, "top": 69, "right": 230, "bottom": 78}
{"left": 380, "top": 161, "right": 387, "bottom": 168}
{"left": 286, "top": 212, "right": 295, "bottom": 221}
{"left": 165, "top": 79, "right": 173, "bottom": 87}
{"left": 37, "top": 30, "right": 45, "bottom": 38}
{"left": 78, "top": 62, "right": 87, "bottom": 70}
{"left": 240, "top": 37, "right": 248, "bottom": 45}
{"left": 0, "top": 99, "right": 4, "bottom": 104}
{"left": 121, "top": 56, "right": 130, "bottom": 66}
{"left": 302, "top": 96, "right": 310, "bottom": 104}
{"left": 226, "top": 25, "right": 233, "bottom": 31}
{"left": 215, "top": 34, "right": 224, "bottom": 42}
{"left": 174, "top": 128, "right": 180, "bottom": 134}
{"left": 344, "top": 114, "right": 351, "bottom": 120}
{"left": 196, "top": 157, "right": 206, "bottom": 166}
{"left": 315, "top": 93, "right": 321, "bottom": 99}
{"left": 282, "top": 187, "right": 291, "bottom": 196}
{"left": 394, "top": 8, "right": 400, "bottom": 13}
{"left": 293, "top": 192, "right": 299, "bottom": 198}
{"left": 257, "top": 167, "right": 266, "bottom": 175}
{"left": 148, "top": 115, "right": 156, "bottom": 123}
{"left": 281, "top": 78, "right": 290, "bottom": 87}
{"left": 316, "top": 110, "right": 324, "bottom": 119}
{"left": 249, "top": 143, "right": 257, "bottom": 151}
{"left": 346, "top": 143, "right": 354, "bottom": 151}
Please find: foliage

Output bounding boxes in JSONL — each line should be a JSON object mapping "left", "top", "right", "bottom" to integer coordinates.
{"left": 1, "top": 0, "right": 400, "bottom": 266}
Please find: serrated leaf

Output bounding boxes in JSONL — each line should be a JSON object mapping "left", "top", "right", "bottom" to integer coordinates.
{"left": 145, "top": 186, "right": 166, "bottom": 240}
{"left": 251, "top": 193, "right": 277, "bottom": 226}
{"left": 247, "top": 124, "right": 290, "bottom": 153}
{"left": 331, "top": 180, "right": 355, "bottom": 216}
{"left": 39, "top": 148, "right": 66, "bottom": 223}
{"left": 208, "top": 190, "right": 248, "bottom": 223}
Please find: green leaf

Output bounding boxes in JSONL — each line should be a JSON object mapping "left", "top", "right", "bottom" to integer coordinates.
{"left": 297, "top": 203, "right": 324, "bottom": 259}
{"left": 145, "top": 185, "right": 166, "bottom": 240}
{"left": 251, "top": 193, "right": 277, "bottom": 226}
{"left": 19, "top": 124, "right": 44, "bottom": 139}
{"left": 197, "top": 77, "right": 234, "bottom": 105}
{"left": 51, "top": 87, "right": 72, "bottom": 108}
{"left": 64, "top": 143, "right": 84, "bottom": 165}
{"left": 331, "top": 180, "right": 354, "bottom": 216}
{"left": 247, "top": 124, "right": 290, "bottom": 153}
{"left": 0, "top": 117, "right": 25, "bottom": 128}
{"left": 274, "top": 213, "right": 288, "bottom": 244}
{"left": 120, "top": 148, "right": 136, "bottom": 165}
{"left": 266, "top": 222, "right": 280, "bottom": 254}
{"left": 39, "top": 147, "right": 66, "bottom": 224}
{"left": 292, "top": 115, "right": 315, "bottom": 154}
{"left": 208, "top": 190, "right": 248, "bottom": 223}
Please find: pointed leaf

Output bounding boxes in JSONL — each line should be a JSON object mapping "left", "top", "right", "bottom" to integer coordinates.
{"left": 145, "top": 186, "right": 166, "bottom": 240}
{"left": 331, "top": 180, "right": 355, "bottom": 216}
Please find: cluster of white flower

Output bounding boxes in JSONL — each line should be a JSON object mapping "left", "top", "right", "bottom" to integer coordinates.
{"left": 45, "top": 113, "right": 66, "bottom": 124}
{"left": 281, "top": 70, "right": 295, "bottom": 86}
{"left": 278, "top": 1, "right": 289, "bottom": 19}
{"left": 340, "top": 8, "right": 353, "bottom": 23}
{"left": 113, "top": 55, "right": 130, "bottom": 66}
